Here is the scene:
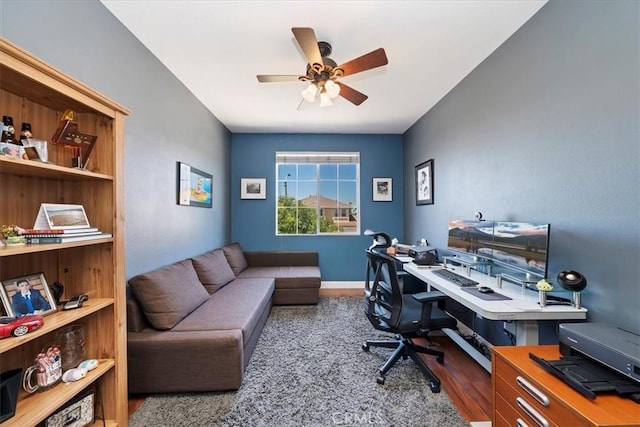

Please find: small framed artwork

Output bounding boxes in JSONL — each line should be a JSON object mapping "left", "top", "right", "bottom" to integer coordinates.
{"left": 241, "top": 178, "right": 266, "bottom": 200}
{"left": 33, "top": 203, "right": 91, "bottom": 230}
{"left": 177, "top": 162, "right": 213, "bottom": 208}
{"left": 1, "top": 273, "right": 57, "bottom": 317}
{"left": 415, "top": 159, "right": 434, "bottom": 205}
{"left": 372, "top": 178, "right": 392, "bottom": 202}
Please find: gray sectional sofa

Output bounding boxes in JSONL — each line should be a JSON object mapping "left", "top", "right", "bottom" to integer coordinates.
{"left": 126, "top": 243, "right": 321, "bottom": 394}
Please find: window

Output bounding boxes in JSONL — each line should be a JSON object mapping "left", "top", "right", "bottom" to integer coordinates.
{"left": 276, "top": 152, "right": 360, "bottom": 235}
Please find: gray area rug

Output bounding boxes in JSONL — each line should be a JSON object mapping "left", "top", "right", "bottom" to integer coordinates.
{"left": 129, "top": 297, "right": 468, "bottom": 426}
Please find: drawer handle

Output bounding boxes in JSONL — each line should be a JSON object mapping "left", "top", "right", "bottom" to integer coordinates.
{"left": 516, "top": 375, "right": 550, "bottom": 407}
{"left": 516, "top": 397, "right": 549, "bottom": 427}
{"left": 516, "top": 418, "right": 531, "bottom": 427}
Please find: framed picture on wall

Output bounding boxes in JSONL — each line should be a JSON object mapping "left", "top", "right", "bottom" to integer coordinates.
{"left": 177, "top": 162, "right": 213, "bottom": 208}
{"left": 415, "top": 159, "right": 434, "bottom": 205}
{"left": 372, "top": 178, "right": 392, "bottom": 202}
{"left": 241, "top": 178, "right": 266, "bottom": 199}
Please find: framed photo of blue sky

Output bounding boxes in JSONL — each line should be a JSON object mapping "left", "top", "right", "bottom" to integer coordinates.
{"left": 177, "top": 162, "right": 213, "bottom": 208}
{"left": 415, "top": 159, "right": 434, "bottom": 205}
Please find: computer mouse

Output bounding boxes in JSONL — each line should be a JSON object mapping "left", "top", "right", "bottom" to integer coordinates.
{"left": 478, "top": 286, "right": 494, "bottom": 294}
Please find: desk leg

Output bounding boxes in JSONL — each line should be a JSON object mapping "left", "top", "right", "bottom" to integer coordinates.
{"left": 515, "top": 320, "right": 539, "bottom": 345}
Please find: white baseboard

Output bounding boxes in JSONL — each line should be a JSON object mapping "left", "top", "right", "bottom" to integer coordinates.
{"left": 320, "top": 281, "right": 364, "bottom": 289}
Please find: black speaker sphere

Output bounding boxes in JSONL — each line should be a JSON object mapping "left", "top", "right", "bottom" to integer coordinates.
{"left": 557, "top": 270, "right": 587, "bottom": 292}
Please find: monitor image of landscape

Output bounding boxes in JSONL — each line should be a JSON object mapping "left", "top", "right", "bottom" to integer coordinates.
{"left": 490, "top": 222, "right": 550, "bottom": 277}
{"left": 447, "top": 220, "right": 495, "bottom": 257}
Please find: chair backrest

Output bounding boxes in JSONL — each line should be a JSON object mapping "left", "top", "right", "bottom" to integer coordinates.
{"left": 364, "top": 249, "right": 403, "bottom": 330}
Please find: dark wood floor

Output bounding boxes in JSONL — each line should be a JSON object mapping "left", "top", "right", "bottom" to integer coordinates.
{"left": 128, "top": 294, "right": 492, "bottom": 423}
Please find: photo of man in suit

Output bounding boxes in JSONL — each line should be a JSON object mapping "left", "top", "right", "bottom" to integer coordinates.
{"left": 11, "top": 279, "right": 51, "bottom": 316}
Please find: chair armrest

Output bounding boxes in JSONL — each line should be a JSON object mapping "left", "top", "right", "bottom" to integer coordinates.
{"left": 412, "top": 290, "right": 448, "bottom": 304}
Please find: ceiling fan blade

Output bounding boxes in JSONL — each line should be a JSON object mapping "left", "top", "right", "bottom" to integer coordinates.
{"left": 292, "top": 27, "right": 322, "bottom": 68}
{"left": 337, "top": 48, "right": 388, "bottom": 77}
{"left": 336, "top": 82, "right": 368, "bottom": 106}
{"left": 257, "top": 75, "right": 303, "bottom": 83}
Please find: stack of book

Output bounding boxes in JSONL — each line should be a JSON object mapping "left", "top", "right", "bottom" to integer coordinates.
{"left": 23, "top": 228, "right": 112, "bottom": 244}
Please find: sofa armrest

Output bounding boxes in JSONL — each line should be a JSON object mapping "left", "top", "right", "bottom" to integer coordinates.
{"left": 126, "top": 284, "right": 149, "bottom": 332}
{"left": 244, "top": 251, "right": 318, "bottom": 267}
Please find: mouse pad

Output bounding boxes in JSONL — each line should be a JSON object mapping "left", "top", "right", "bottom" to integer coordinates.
{"left": 462, "top": 288, "right": 512, "bottom": 301}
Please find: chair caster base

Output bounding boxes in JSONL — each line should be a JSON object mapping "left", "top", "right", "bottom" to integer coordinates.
{"left": 376, "top": 375, "right": 385, "bottom": 385}
{"left": 362, "top": 343, "right": 370, "bottom": 352}
{"left": 429, "top": 382, "right": 441, "bottom": 393}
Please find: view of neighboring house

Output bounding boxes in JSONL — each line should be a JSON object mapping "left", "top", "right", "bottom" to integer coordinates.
{"left": 299, "top": 195, "right": 358, "bottom": 232}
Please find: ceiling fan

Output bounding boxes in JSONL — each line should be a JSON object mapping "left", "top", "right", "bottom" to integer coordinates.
{"left": 257, "top": 27, "right": 388, "bottom": 107}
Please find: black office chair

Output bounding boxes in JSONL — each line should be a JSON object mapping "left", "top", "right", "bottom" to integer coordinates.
{"left": 362, "top": 246, "right": 457, "bottom": 392}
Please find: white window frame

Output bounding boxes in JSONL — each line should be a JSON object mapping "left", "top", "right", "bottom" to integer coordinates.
{"left": 275, "top": 151, "right": 360, "bottom": 236}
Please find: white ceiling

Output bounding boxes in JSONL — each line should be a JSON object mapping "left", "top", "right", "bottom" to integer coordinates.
{"left": 101, "top": 0, "right": 547, "bottom": 134}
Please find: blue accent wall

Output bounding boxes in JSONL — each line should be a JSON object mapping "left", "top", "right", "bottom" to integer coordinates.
{"left": 231, "top": 134, "right": 403, "bottom": 281}
{"left": 403, "top": 0, "right": 639, "bottom": 335}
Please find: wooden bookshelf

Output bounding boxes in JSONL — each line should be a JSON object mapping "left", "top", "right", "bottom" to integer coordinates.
{"left": 0, "top": 38, "right": 129, "bottom": 426}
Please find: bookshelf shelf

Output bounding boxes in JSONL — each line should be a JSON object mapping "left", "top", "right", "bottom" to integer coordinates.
{"left": 0, "top": 37, "right": 129, "bottom": 426}
{"left": 2, "top": 359, "right": 115, "bottom": 427}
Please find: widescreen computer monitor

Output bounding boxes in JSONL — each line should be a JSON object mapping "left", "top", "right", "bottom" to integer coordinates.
{"left": 490, "top": 222, "right": 550, "bottom": 279}
{"left": 447, "top": 219, "right": 551, "bottom": 279}
{"left": 447, "top": 220, "right": 495, "bottom": 258}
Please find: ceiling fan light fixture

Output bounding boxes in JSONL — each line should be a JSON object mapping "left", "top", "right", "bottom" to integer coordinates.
{"left": 301, "top": 83, "right": 318, "bottom": 103}
{"left": 319, "top": 92, "right": 333, "bottom": 107}
{"left": 324, "top": 80, "right": 340, "bottom": 99}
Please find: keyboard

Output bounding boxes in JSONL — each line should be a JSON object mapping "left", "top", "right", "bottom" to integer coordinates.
{"left": 432, "top": 268, "right": 479, "bottom": 287}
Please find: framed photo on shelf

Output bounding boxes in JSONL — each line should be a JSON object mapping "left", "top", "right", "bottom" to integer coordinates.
{"left": 241, "top": 178, "right": 266, "bottom": 200}
{"left": 177, "top": 162, "right": 213, "bottom": 208}
{"left": 372, "top": 178, "right": 392, "bottom": 202}
{"left": 33, "top": 203, "right": 91, "bottom": 230}
{"left": 415, "top": 159, "right": 434, "bottom": 205}
{"left": 0, "top": 273, "right": 57, "bottom": 318}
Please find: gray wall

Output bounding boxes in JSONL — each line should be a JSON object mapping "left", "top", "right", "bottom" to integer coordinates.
{"left": 404, "top": 0, "right": 639, "bottom": 333}
{"left": 1, "top": 0, "right": 232, "bottom": 278}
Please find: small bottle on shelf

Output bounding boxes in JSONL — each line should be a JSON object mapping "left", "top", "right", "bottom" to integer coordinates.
{"left": 2, "top": 115, "right": 17, "bottom": 143}
{"left": 20, "top": 122, "right": 33, "bottom": 142}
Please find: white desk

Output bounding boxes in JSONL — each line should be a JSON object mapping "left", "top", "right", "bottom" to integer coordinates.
{"left": 403, "top": 263, "right": 588, "bottom": 346}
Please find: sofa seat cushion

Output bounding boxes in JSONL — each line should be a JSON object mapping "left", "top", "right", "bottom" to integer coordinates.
{"left": 237, "top": 266, "right": 321, "bottom": 289}
{"left": 128, "top": 259, "right": 210, "bottom": 330}
{"left": 222, "top": 243, "right": 249, "bottom": 275}
{"left": 172, "top": 278, "right": 274, "bottom": 345}
{"left": 192, "top": 248, "right": 236, "bottom": 294}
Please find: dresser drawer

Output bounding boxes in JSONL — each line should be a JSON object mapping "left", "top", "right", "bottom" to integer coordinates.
{"left": 496, "top": 374, "right": 561, "bottom": 427}
{"left": 495, "top": 355, "right": 586, "bottom": 426}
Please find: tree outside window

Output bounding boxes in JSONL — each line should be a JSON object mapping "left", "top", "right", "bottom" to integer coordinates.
{"left": 276, "top": 152, "right": 359, "bottom": 235}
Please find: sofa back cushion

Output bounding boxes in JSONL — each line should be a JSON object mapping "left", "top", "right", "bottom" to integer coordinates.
{"left": 222, "top": 242, "right": 249, "bottom": 275}
{"left": 191, "top": 249, "right": 236, "bottom": 294}
{"left": 128, "top": 259, "right": 209, "bottom": 330}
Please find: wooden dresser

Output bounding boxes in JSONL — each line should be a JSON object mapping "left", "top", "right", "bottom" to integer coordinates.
{"left": 493, "top": 345, "right": 640, "bottom": 427}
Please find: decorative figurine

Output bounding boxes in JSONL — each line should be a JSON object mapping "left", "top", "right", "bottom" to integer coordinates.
{"left": 51, "top": 109, "right": 97, "bottom": 169}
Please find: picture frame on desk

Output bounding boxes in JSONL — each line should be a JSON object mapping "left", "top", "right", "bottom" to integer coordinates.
{"left": 1, "top": 273, "right": 57, "bottom": 318}
{"left": 415, "top": 159, "right": 434, "bottom": 205}
{"left": 372, "top": 178, "right": 392, "bottom": 202}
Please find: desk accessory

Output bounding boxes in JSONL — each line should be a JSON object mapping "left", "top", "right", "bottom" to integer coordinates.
{"left": 62, "top": 294, "right": 88, "bottom": 311}
{"left": 557, "top": 270, "right": 587, "bottom": 291}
